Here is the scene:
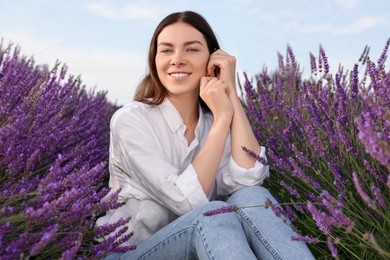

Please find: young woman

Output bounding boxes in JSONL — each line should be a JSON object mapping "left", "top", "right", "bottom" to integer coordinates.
{"left": 97, "top": 11, "right": 315, "bottom": 260}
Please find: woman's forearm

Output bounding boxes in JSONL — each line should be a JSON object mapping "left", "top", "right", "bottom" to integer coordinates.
{"left": 192, "top": 117, "right": 231, "bottom": 196}
{"left": 230, "top": 94, "right": 261, "bottom": 169}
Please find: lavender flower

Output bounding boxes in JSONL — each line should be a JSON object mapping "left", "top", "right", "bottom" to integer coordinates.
{"left": 203, "top": 205, "right": 238, "bottom": 216}
{"left": 327, "top": 236, "right": 338, "bottom": 258}
{"left": 355, "top": 109, "right": 390, "bottom": 169}
{"left": 377, "top": 38, "right": 389, "bottom": 69}
{"left": 291, "top": 235, "right": 320, "bottom": 244}
{"left": 309, "top": 52, "right": 317, "bottom": 75}
{"left": 352, "top": 172, "right": 376, "bottom": 209}
{"left": 370, "top": 184, "right": 387, "bottom": 209}
{"left": 95, "top": 217, "right": 131, "bottom": 237}
{"left": 306, "top": 202, "right": 332, "bottom": 235}
{"left": 29, "top": 224, "right": 60, "bottom": 256}
{"left": 349, "top": 64, "right": 359, "bottom": 100}
{"left": 358, "top": 45, "right": 370, "bottom": 64}
{"left": 289, "top": 158, "right": 321, "bottom": 190}
{"left": 241, "top": 146, "right": 269, "bottom": 166}
{"left": 280, "top": 204, "right": 298, "bottom": 222}
{"left": 277, "top": 52, "right": 285, "bottom": 71}
{"left": 280, "top": 180, "right": 301, "bottom": 199}
{"left": 319, "top": 45, "right": 330, "bottom": 74}
{"left": 286, "top": 45, "right": 297, "bottom": 72}
{"left": 292, "top": 144, "right": 312, "bottom": 168}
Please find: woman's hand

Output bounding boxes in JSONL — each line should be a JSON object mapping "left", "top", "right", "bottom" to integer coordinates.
{"left": 200, "top": 76, "right": 233, "bottom": 124}
{"left": 207, "top": 49, "right": 237, "bottom": 98}
{"left": 207, "top": 49, "right": 261, "bottom": 169}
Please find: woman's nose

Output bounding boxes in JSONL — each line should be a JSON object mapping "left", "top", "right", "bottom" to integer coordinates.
{"left": 170, "top": 52, "right": 187, "bottom": 65}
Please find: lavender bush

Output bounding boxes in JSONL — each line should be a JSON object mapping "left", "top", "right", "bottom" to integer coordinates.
{"left": 0, "top": 43, "right": 133, "bottom": 259}
{"left": 240, "top": 39, "right": 389, "bottom": 259}
{"left": 1, "top": 37, "right": 388, "bottom": 259}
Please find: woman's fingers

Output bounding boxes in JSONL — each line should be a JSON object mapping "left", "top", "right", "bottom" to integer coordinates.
{"left": 200, "top": 77, "right": 228, "bottom": 95}
{"left": 207, "top": 50, "right": 236, "bottom": 75}
{"left": 200, "top": 76, "right": 233, "bottom": 121}
{"left": 207, "top": 49, "right": 236, "bottom": 95}
{"left": 200, "top": 76, "right": 212, "bottom": 91}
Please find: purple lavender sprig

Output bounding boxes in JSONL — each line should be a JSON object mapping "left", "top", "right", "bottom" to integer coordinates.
{"left": 351, "top": 172, "right": 376, "bottom": 209}
{"left": 203, "top": 205, "right": 238, "bottom": 216}
{"left": 291, "top": 235, "right": 320, "bottom": 244}
{"left": 241, "top": 146, "right": 269, "bottom": 166}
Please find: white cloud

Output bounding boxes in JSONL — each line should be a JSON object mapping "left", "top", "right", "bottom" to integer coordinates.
{"left": 85, "top": 2, "right": 160, "bottom": 20}
{"left": 337, "top": 15, "right": 387, "bottom": 34}
{"left": 1, "top": 31, "right": 146, "bottom": 105}
{"left": 290, "top": 15, "right": 386, "bottom": 35}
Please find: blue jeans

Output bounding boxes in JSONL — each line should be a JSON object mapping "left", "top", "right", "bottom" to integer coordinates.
{"left": 106, "top": 186, "right": 315, "bottom": 259}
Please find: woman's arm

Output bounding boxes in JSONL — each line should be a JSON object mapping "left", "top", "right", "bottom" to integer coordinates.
{"left": 207, "top": 50, "right": 261, "bottom": 169}
{"left": 229, "top": 93, "right": 261, "bottom": 168}
{"left": 193, "top": 77, "right": 234, "bottom": 196}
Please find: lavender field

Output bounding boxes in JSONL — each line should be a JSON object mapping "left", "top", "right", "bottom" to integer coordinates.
{"left": 241, "top": 40, "right": 389, "bottom": 259}
{"left": 0, "top": 38, "right": 389, "bottom": 259}
{"left": 0, "top": 43, "right": 131, "bottom": 259}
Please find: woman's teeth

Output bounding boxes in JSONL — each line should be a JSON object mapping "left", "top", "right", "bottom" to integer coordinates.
{"left": 170, "top": 73, "right": 189, "bottom": 78}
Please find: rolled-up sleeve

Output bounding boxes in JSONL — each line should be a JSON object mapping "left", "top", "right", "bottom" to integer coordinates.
{"left": 217, "top": 146, "right": 270, "bottom": 196}
{"left": 174, "top": 164, "right": 209, "bottom": 207}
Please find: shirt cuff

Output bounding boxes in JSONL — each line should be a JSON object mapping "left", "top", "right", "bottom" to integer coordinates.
{"left": 229, "top": 146, "right": 270, "bottom": 185}
{"left": 176, "top": 164, "right": 209, "bottom": 208}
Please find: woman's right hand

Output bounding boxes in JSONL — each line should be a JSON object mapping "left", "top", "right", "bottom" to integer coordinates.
{"left": 200, "top": 76, "right": 234, "bottom": 125}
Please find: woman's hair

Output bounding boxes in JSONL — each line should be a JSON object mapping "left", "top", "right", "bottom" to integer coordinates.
{"left": 133, "top": 11, "right": 220, "bottom": 110}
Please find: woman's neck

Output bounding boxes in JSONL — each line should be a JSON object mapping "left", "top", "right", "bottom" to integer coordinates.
{"left": 167, "top": 95, "right": 199, "bottom": 125}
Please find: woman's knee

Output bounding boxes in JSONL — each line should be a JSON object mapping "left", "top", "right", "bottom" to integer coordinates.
{"left": 194, "top": 201, "right": 245, "bottom": 234}
{"left": 192, "top": 201, "right": 230, "bottom": 219}
{"left": 191, "top": 202, "right": 257, "bottom": 260}
{"left": 194, "top": 201, "right": 240, "bottom": 225}
{"left": 184, "top": 201, "right": 231, "bottom": 223}
{"left": 227, "top": 185, "right": 277, "bottom": 206}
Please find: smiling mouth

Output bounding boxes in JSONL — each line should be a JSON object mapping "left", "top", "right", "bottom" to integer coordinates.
{"left": 169, "top": 73, "right": 191, "bottom": 79}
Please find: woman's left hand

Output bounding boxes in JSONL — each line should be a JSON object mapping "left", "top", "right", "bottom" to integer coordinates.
{"left": 207, "top": 49, "right": 237, "bottom": 97}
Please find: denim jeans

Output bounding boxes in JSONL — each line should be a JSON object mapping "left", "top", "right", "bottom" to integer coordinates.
{"left": 105, "top": 186, "right": 315, "bottom": 260}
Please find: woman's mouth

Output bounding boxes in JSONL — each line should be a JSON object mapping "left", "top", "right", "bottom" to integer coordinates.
{"left": 169, "top": 72, "right": 191, "bottom": 79}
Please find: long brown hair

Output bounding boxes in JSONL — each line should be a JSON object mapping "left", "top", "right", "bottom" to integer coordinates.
{"left": 133, "top": 11, "right": 220, "bottom": 110}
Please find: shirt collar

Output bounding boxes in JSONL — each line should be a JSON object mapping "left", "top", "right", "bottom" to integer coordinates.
{"left": 158, "top": 98, "right": 206, "bottom": 135}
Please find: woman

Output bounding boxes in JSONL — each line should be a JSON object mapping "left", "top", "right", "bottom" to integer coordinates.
{"left": 97, "top": 11, "right": 315, "bottom": 259}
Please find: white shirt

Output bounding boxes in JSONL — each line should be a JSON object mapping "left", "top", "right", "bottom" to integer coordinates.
{"left": 96, "top": 98, "right": 269, "bottom": 246}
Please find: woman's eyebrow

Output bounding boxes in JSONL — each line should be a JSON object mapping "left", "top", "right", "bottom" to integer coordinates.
{"left": 157, "top": 40, "right": 204, "bottom": 47}
{"left": 184, "top": 40, "right": 203, "bottom": 46}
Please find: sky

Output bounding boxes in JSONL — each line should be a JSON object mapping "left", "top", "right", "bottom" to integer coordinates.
{"left": 0, "top": 0, "right": 389, "bottom": 105}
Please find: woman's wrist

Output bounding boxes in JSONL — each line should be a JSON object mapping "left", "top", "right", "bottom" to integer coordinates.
{"left": 213, "top": 115, "right": 232, "bottom": 129}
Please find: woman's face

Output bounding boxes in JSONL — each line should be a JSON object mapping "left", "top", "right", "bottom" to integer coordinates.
{"left": 155, "top": 22, "right": 210, "bottom": 97}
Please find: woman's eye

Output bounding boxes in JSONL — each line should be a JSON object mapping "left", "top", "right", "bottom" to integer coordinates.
{"left": 187, "top": 48, "right": 198, "bottom": 53}
{"left": 161, "top": 49, "right": 173, "bottom": 53}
